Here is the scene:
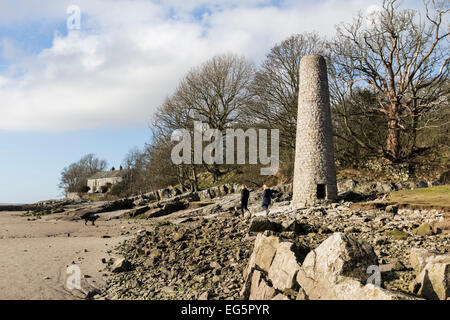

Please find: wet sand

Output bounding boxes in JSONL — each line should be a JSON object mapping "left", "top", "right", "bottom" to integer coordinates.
{"left": 0, "top": 211, "right": 143, "bottom": 300}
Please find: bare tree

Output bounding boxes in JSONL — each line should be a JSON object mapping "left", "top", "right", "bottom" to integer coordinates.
{"left": 152, "top": 53, "right": 254, "bottom": 183}
{"left": 118, "top": 147, "right": 152, "bottom": 196}
{"left": 152, "top": 92, "right": 201, "bottom": 191}
{"left": 246, "top": 33, "right": 326, "bottom": 150}
{"left": 181, "top": 53, "right": 255, "bottom": 131}
{"left": 331, "top": 0, "right": 449, "bottom": 162}
{"left": 145, "top": 132, "right": 187, "bottom": 191}
{"left": 59, "top": 153, "right": 107, "bottom": 193}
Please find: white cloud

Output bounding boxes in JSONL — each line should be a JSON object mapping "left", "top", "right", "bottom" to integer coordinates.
{"left": 0, "top": 0, "right": 411, "bottom": 132}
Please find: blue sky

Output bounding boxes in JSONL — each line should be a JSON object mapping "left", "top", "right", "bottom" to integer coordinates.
{"left": 0, "top": 127, "right": 151, "bottom": 203}
{"left": 0, "top": 0, "right": 424, "bottom": 203}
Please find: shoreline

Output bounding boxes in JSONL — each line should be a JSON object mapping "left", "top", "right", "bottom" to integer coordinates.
{"left": 0, "top": 210, "right": 144, "bottom": 300}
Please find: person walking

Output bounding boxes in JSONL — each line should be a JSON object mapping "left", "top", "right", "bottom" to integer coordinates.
{"left": 261, "top": 184, "right": 272, "bottom": 216}
{"left": 240, "top": 184, "right": 250, "bottom": 216}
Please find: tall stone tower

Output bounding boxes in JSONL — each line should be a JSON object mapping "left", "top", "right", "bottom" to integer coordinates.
{"left": 292, "top": 54, "right": 337, "bottom": 206}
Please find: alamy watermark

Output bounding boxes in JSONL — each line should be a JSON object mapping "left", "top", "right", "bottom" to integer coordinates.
{"left": 366, "top": 265, "right": 381, "bottom": 287}
{"left": 171, "top": 121, "right": 279, "bottom": 175}
{"left": 66, "top": 265, "right": 81, "bottom": 290}
{"left": 67, "top": 5, "right": 81, "bottom": 30}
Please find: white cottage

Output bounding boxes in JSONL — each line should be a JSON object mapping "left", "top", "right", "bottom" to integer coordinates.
{"left": 87, "top": 169, "right": 128, "bottom": 193}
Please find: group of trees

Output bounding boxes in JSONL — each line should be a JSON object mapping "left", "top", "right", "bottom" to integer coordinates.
{"left": 60, "top": 0, "right": 449, "bottom": 196}
{"left": 59, "top": 153, "right": 107, "bottom": 193}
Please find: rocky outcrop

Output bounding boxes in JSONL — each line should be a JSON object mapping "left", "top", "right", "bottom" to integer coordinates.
{"left": 0, "top": 199, "right": 78, "bottom": 213}
{"left": 336, "top": 178, "right": 441, "bottom": 199}
{"left": 100, "top": 216, "right": 253, "bottom": 300}
{"left": 89, "top": 181, "right": 448, "bottom": 300}
{"left": 268, "top": 242, "right": 302, "bottom": 291}
{"left": 242, "top": 232, "right": 305, "bottom": 300}
{"left": 242, "top": 232, "right": 417, "bottom": 300}
{"left": 297, "top": 232, "right": 378, "bottom": 291}
{"left": 244, "top": 232, "right": 280, "bottom": 279}
{"left": 99, "top": 198, "right": 135, "bottom": 212}
{"left": 197, "top": 184, "right": 240, "bottom": 201}
{"left": 248, "top": 270, "right": 277, "bottom": 300}
{"left": 121, "top": 192, "right": 200, "bottom": 219}
{"left": 296, "top": 232, "right": 414, "bottom": 300}
{"left": 409, "top": 248, "right": 450, "bottom": 300}
{"left": 110, "top": 258, "right": 133, "bottom": 273}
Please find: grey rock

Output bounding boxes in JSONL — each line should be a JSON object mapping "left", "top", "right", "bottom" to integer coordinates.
{"left": 244, "top": 233, "right": 280, "bottom": 279}
{"left": 111, "top": 258, "right": 132, "bottom": 273}
{"left": 267, "top": 242, "right": 302, "bottom": 291}
{"left": 248, "top": 270, "right": 277, "bottom": 300}
{"left": 248, "top": 217, "right": 281, "bottom": 233}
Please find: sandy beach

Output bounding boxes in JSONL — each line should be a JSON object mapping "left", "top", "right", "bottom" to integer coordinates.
{"left": 0, "top": 211, "right": 143, "bottom": 300}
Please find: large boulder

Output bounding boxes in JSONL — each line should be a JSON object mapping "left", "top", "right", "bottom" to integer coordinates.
{"left": 409, "top": 248, "right": 438, "bottom": 275}
{"left": 248, "top": 270, "right": 277, "bottom": 300}
{"left": 353, "top": 181, "right": 377, "bottom": 195}
{"left": 297, "top": 233, "right": 377, "bottom": 291}
{"left": 242, "top": 233, "right": 304, "bottom": 300}
{"left": 244, "top": 232, "right": 280, "bottom": 279}
{"left": 324, "top": 278, "right": 416, "bottom": 300}
{"left": 410, "top": 248, "right": 450, "bottom": 300}
{"left": 242, "top": 231, "right": 417, "bottom": 300}
{"left": 337, "top": 179, "right": 356, "bottom": 193}
{"left": 267, "top": 242, "right": 302, "bottom": 291}
{"left": 296, "top": 232, "right": 414, "bottom": 300}
{"left": 416, "top": 261, "right": 450, "bottom": 300}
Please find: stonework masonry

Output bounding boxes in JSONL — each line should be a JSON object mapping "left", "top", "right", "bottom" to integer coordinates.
{"left": 292, "top": 54, "right": 337, "bottom": 206}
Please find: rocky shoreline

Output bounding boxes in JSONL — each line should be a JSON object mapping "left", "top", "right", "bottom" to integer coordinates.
{"left": 97, "top": 194, "right": 448, "bottom": 300}
{"left": 6, "top": 179, "right": 448, "bottom": 300}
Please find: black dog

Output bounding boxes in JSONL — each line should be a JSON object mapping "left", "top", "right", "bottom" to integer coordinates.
{"left": 83, "top": 214, "right": 100, "bottom": 225}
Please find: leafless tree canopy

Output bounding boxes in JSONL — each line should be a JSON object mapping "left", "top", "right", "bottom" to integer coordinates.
{"left": 59, "top": 153, "right": 107, "bottom": 193}
{"left": 150, "top": 53, "right": 255, "bottom": 187}
{"left": 245, "top": 33, "right": 326, "bottom": 150}
{"left": 60, "top": 1, "right": 449, "bottom": 194}
{"left": 331, "top": 0, "right": 449, "bottom": 162}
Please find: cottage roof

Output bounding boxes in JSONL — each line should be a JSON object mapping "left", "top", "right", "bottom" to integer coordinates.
{"left": 88, "top": 169, "right": 128, "bottom": 180}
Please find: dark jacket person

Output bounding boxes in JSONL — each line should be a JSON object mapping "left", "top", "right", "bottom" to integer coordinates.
{"left": 240, "top": 184, "right": 250, "bottom": 215}
{"left": 261, "top": 184, "right": 271, "bottom": 215}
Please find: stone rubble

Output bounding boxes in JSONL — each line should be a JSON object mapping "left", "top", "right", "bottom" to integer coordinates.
{"left": 14, "top": 179, "right": 445, "bottom": 300}
{"left": 97, "top": 190, "right": 448, "bottom": 299}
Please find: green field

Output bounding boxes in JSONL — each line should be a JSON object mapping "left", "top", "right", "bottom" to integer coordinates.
{"left": 350, "top": 186, "right": 450, "bottom": 211}
{"left": 388, "top": 186, "right": 450, "bottom": 209}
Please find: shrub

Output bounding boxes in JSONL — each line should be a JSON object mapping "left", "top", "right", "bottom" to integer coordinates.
{"left": 77, "top": 185, "right": 91, "bottom": 193}
{"left": 101, "top": 183, "right": 113, "bottom": 193}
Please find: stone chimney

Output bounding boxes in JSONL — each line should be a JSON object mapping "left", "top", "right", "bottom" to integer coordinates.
{"left": 292, "top": 55, "right": 337, "bottom": 207}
